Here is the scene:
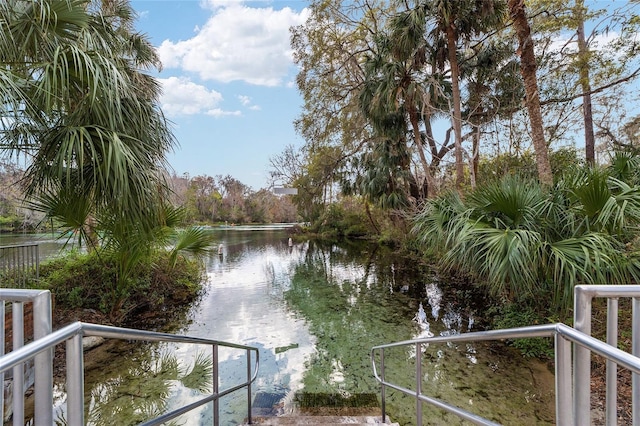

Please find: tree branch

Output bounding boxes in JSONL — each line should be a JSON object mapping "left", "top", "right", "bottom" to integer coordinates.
{"left": 540, "top": 66, "right": 640, "bottom": 105}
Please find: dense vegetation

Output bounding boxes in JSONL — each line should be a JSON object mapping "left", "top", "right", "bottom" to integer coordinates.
{"left": 2, "top": 0, "right": 640, "bottom": 344}
{"left": 275, "top": 0, "right": 640, "bottom": 356}
{"left": 39, "top": 249, "right": 204, "bottom": 324}
{"left": 0, "top": 0, "right": 216, "bottom": 322}
{"left": 0, "top": 167, "right": 298, "bottom": 232}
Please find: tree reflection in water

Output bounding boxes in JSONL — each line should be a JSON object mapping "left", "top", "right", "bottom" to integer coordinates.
{"left": 55, "top": 349, "right": 213, "bottom": 426}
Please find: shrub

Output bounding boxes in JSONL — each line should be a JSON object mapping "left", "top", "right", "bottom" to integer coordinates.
{"left": 39, "top": 250, "right": 203, "bottom": 324}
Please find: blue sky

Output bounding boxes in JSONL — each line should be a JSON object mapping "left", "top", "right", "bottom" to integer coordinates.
{"left": 131, "top": 0, "right": 310, "bottom": 190}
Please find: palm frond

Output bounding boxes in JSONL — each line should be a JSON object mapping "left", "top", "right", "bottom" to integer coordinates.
{"left": 180, "top": 351, "right": 213, "bottom": 393}
{"left": 169, "top": 227, "right": 215, "bottom": 266}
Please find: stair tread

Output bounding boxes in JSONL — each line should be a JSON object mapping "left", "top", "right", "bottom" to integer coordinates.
{"left": 247, "top": 415, "right": 398, "bottom": 425}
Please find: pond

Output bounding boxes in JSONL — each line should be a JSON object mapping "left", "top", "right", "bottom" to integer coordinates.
{"left": 4, "top": 228, "right": 555, "bottom": 425}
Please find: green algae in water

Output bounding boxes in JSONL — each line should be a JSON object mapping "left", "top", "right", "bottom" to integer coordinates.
{"left": 283, "top": 242, "right": 555, "bottom": 425}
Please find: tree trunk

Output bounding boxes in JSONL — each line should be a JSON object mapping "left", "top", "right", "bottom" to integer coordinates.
{"left": 409, "top": 106, "right": 437, "bottom": 198}
{"left": 446, "top": 25, "right": 465, "bottom": 191}
{"left": 508, "top": 0, "right": 553, "bottom": 185}
{"left": 576, "top": 0, "right": 595, "bottom": 164}
{"left": 472, "top": 126, "right": 480, "bottom": 189}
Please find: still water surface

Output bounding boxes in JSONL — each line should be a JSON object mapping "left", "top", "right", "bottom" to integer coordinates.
{"left": 4, "top": 228, "right": 555, "bottom": 425}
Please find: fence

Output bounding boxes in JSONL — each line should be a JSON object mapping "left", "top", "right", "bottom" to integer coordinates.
{"left": 0, "top": 244, "right": 39, "bottom": 288}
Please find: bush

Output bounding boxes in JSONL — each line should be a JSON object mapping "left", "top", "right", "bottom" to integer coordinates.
{"left": 38, "top": 250, "right": 204, "bottom": 325}
{"left": 490, "top": 302, "right": 555, "bottom": 359}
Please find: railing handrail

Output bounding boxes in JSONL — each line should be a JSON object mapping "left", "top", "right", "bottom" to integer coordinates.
{"left": 0, "top": 320, "right": 260, "bottom": 426}
{"left": 371, "top": 322, "right": 640, "bottom": 376}
{"left": 0, "top": 320, "right": 260, "bottom": 374}
{"left": 371, "top": 323, "right": 558, "bottom": 352}
{"left": 371, "top": 322, "right": 640, "bottom": 425}
{"left": 0, "top": 287, "right": 52, "bottom": 425}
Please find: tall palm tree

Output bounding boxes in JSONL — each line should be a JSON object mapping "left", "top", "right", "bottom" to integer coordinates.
{"left": 426, "top": 0, "right": 507, "bottom": 191}
{"left": 507, "top": 0, "right": 553, "bottom": 185}
{"left": 360, "top": 9, "right": 444, "bottom": 200}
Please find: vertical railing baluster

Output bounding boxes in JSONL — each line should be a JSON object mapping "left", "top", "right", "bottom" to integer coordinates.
{"left": 213, "top": 344, "right": 219, "bottom": 426}
{"left": 633, "top": 297, "right": 640, "bottom": 426}
{"left": 12, "top": 302, "right": 24, "bottom": 426}
{"left": 555, "top": 333, "right": 573, "bottom": 426}
{"left": 12, "top": 250, "right": 16, "bottom": 287}
{"left": 0, "top": 300, "right": 5, "bottom": 425}
{"left": 246, "top": 348, "right": 252, "bottom": 424}
{"left": 33, "top": 291, "right": 52, "bottom": 425}
{"left": 380, "top": 349, "right": 386, "bottom": 423}
{"left": 416, "top": 342, "right": 422, "bottom": 425}
{"left": 66, "top": 333, "right": 84, "bottom": 426}
{"left": 20, "top": 247, "right": 25, "bottom": 288}
{"left": 35, "top": 245, "right": 39, "bottom": 283}
{"left": 574, "top": 286, "right": 592, "bottom": 426}
{"left": 607, "top": 298, "right": 619, "bottom": 426}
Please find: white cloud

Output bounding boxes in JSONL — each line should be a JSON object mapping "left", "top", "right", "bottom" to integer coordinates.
{"left": 205, "top": 108, "right": 241, "bottom": 117}
{"left": 157, "top": 4, "right": 310, "bottom": 86}
{"left": 238, "top": 95, "right": 261, "bottom": 110}
{"left": 200, "top": 0, "right": 245, "bottom": 11}
{"left": 160, "top": 76, "right": 240, "bottom": 117}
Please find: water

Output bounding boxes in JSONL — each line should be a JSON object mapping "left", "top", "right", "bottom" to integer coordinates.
{"left": 0, "top": 232, "right": 69, "bottom": 260}
{"left": 5, "top": 229, "right": 555, "bottom": 425}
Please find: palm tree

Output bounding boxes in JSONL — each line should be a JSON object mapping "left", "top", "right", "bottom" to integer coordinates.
{"left": 507, "top": 0, "right": 553, "bottom": 185}
{"left": 0, "top": 0, "right": 174, "bottom": 239}
{"left": 358, "top": 38, "right": 414, "bottom": 208}
{"left": 425, "top": 0, "right": 507, "bottom": 191}
{"left": 360, "top": 10, "right": 441, "bottom": 200}
{"left": 0, "top": 0, "right": 211, "bottom": 318}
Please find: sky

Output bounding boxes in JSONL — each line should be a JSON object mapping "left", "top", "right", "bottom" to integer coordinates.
{"left": 131, "top": 0, "right": 311, "bottom": 191}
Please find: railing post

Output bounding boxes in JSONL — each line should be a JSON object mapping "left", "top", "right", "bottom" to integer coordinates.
{"left": 633, "top": 297, "right": 640, "bottom": 426}
{"left": 574, "top": 286, "right": 592, "bottom": 426}
{"left": 555, "top": 332, "right": 573, "bottom": 426}
{"left": 0, "top": 301, "right": 5, "bottom": 425}
{"left": 66, "top": 333, "right": 84, "bottom": 426}
{"left": 246, "top": 348, "right": 252, "bottom": 425}
{"left": 32, "top": 291, "right": 52, "bottom": 425}
{"left": 607, "top": 298, "right": 619, "bottom": 426}
{"left": 213, "top": 344, "right": 219, "bottom": 426}
{"left": 12, "top": 302, "right": 24, "bottom": 426}
{"left": 380, "top": 349, "right": 386, "bottom": 423}
{"left": 416, "top": 342, "right": 422, "bottom": 425}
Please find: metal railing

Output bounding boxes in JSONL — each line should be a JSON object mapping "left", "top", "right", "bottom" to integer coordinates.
{"left": 0, "top": 289, "right": 260, "bottom": 426}
{"left": 0, "top": 244, "right": 39, "bottom": 288}
{"left": 573, "top": 284, "right": 640, "bottom": 426}
{"left": 0, "top": 289, "right": 52, "bottom": 425}
{"left": 371, "top": 284, "right": 640, "bottom": 426}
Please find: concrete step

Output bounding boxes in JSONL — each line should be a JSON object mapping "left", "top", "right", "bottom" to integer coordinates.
{"left": 247, "top": 415, "right": 399, "bottom": 425}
